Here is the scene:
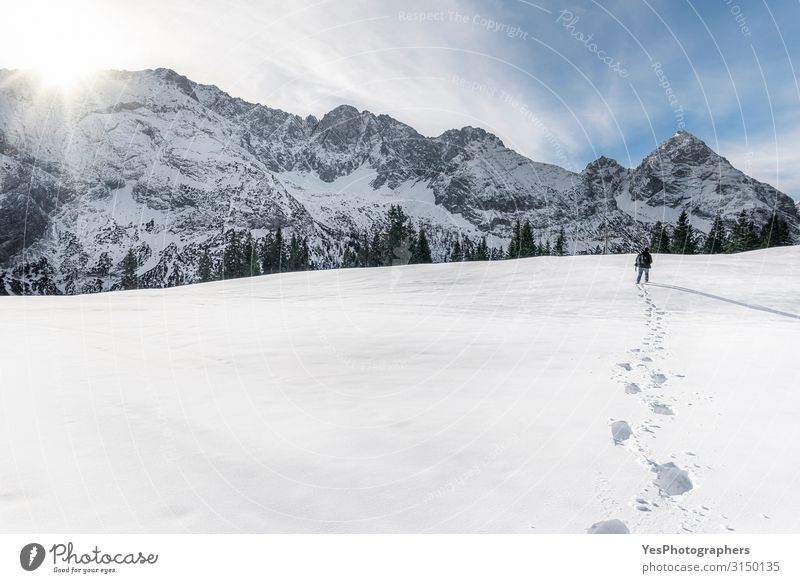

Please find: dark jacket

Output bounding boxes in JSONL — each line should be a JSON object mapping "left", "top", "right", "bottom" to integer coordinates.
{"left": 635, "top": 251, "right": 653, "bottom": 269}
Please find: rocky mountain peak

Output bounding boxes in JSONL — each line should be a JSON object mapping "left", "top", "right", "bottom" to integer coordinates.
{"left": 314, "top": 104, "right": 369, "bottom": 128}
{"left": 651, "top": 130, "right": 718, "bottom": 166}
{"left": 150, "top": 67, "right": 199, "bottom": 100}
{"left": 436, "top": 126, "right": 504, "bottom": 149}
{"left": 583, "top": 155, "right": 625, "bottom": 174}
{"left": 310, "top": 104, "right": 380, "bottom": 145}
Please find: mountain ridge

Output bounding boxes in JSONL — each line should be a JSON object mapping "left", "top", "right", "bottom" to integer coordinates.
{"left": 0, "top": 67, "right": 797, "bottom": 294}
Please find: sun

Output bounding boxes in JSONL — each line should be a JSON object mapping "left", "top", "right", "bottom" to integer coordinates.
{"left": 5, "top": 1, "right": 112, "bottom": 92}
{"left": 34, "top": 61, "right": 92, "bottom": 91}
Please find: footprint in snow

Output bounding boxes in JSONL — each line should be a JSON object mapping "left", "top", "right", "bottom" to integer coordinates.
{"left": 625, "top": 382, "right": 641, "bottom": 394}
{"left": 587, "top": 519, "right": 630, "bottom": 534}
{"left": 641, "top": 356, "right": 653, "bottom": 362}
{"left": 653, "top": 462, "right": 693, "bottom": 496}
{"left": 617, "top": 362, "right": 632, "bottom": 371}
{"left": 651, "top": 373, "right": 667, "bottom": 385}
{"left": 611, "top": 420, "right": 632, "bottom": 444}
{"left": 650, "top": 402, "right": 674, "bottom": 416}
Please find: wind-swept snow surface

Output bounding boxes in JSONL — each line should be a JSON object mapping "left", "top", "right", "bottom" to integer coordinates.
{"left": 0, "top": 248, "right": 798, "bottom": 533}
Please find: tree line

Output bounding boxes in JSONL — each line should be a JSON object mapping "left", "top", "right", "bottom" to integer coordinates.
{"left": 506, "top": 220, "right": 568, "bottom": 258}
{"left": 196, "top": 228, "right": 311, "bottom": 283}
{"left": 113, "top": 206, "right": 793, "bottom": 291}
{"left": 649, "top": 209, "right": 793, "bottom": 255}
{"left": 341, "top": 205, "right": 435, "bottom": 267}
{"left": 118, "top": 228, "right": 311, "bottom": 290}
{"left": 342, "top": 205, "right": 509, "bottom": 267}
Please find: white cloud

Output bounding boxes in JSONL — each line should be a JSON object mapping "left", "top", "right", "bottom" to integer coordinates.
{"left": 721, "top": 129, "right": 800, "bottom": 200}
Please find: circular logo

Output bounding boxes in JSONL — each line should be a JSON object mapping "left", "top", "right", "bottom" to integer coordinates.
{"left": 20, "top": 543, "right": 46, "bottom": 571}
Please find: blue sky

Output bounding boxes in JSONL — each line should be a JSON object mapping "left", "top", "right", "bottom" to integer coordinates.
{"left": 3, "top": 0, "right": 799, "bottom": 199}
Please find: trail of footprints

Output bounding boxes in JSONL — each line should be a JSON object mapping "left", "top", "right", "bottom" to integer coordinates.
{"left": 591, "top": 286, "right": 717, "bottom": 534}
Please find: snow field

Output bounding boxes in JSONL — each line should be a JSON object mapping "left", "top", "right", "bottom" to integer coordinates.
{"left": 0, "top": 247, "right": 798, "bottom": 533}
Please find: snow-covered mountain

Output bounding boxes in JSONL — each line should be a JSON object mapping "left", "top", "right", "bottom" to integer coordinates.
{"left": 0, "top": 68, "right": 797, "bottom": 294}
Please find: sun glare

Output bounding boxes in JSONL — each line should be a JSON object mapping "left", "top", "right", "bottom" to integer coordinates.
{"left": 34, "top": 62, "right": 91, "bottom": 91}
{"left": 5, "top": 1, "right": 118, "bottom": 92}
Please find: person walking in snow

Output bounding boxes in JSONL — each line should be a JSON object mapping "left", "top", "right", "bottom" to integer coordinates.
{"left": 635, "top": 247, "right": 653, "bottom": 284}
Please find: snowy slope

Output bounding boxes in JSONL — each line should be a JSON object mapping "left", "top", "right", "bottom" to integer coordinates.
{"left": 1, "top": 248, "right": 798, "bottom": 533}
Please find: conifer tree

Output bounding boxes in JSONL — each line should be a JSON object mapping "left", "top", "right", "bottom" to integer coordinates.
{"left": 300, "top": 237, "right": 311, "bottom": 269}
{"left": 260, "top": 232, "right": 274, "bottom": 273}
{"left": 519, "top": 220, "right": 535, "bottom": 257}
{"left": 650, "top": 221, "right": 671, "bottom": 254}
{"left": 462, "top": 237, "right": 475, "bottom": 261}
{"left": 354, "top": 231, "right": 370, "bottom": 267}
{"left": 553, "top": 227, "right": 566, "bottom": 256}
{"left": 383, "top": 205, "right": 413, "bottom": 265}
{"left": 121, "top": 248, "right": 138, "bottom": 290}
{"left": 475, "top": 237, "right": 489, "bottom": 261}
{"left": 287, "top": 233, "right": 302, "bottom": 271}
{"left": 261, "top": 227, "right": 286, "bottom": 273}
{"left": 410, "top": 227, "right": 433, "bottom": 264}
{"left": 342, "top": 248, "right": 356, "bottom": 268}
{"left": 670, "top": 211, "right": 696, "bottom": 254}
{"left": 451, "top": 238, "right": 463, "bottom": 262}
{"left": 703, "top": 214, "right": 727, "bottom": 254}
{"left": 368, "top": 231, "right": 384, "bottom": 267}
{"left": 198, "top": 249, "right": 214, "bottom": 282}
{"left": 726, "top": 209, "right": 759, "bottom": 253}
{"left": 759, "top": 214, "right": 793, "bottom": 248}
{"left": 96, "top": 252, "right": 112, "bottom": 277}
{"left": 243, "top": 232, "right": 259, "bottom": 276}
{"left": 222, "top": 230, "right": 243, "bottom": 279}
{"left": 507, "top": 220, "right": 522, "bottom": 258}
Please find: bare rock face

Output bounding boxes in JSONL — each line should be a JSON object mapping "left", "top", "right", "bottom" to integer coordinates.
{"left": 0, "top": 69, "right": 797, "bottom": 294}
